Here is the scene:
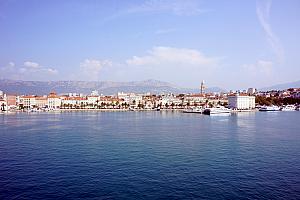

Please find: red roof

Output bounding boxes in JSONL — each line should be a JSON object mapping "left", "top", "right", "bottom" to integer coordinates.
{"left": 64, "top": 97, "right": 87, "bottom": 100}
{"left": 187, "top": 94, "right": 205, "bottom": 97}
{"left": 22, "top": 96, "right": 36, "bottom": 98}
{"left": 228, "top": 93, "right": 252, "bottom": 97}
{"left": 35, "top": 96, "right": 47, "bottom": 100}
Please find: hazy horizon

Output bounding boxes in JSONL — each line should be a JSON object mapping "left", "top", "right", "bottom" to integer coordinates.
{"left": 1, "top": 0, "right": 300, "bottom": 89}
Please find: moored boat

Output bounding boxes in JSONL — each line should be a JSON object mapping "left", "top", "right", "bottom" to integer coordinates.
{"left": 259, "top": 105, "right": 280, "bottom": 111}
{"left": 281, "top": 105, "right": 296, "bottom": 111}
{"left": 183, "top": 107, "right": 203, "bottom": 114}
{"left": 203, "top": 106, "right": 231, "bottom": 115}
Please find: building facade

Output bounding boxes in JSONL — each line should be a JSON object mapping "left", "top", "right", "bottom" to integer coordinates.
{"left": 35, "top": 96, "right": 48, "bottom": 108}
{"left": 47, "top": 92, "right": 61, "bottom": 109}
{"left": 20, "top": 96, "right": 36, "bottom": 109}
{"left": 228, "top": 94, "right": 255, "bottom": 110}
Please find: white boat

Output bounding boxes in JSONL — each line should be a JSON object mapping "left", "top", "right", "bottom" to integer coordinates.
{"left": 183, "top": 107, "right": 203, "bottom": 114}
{"left": 281, "top": 105, "right": 296, "bottom": 111}
{"left": 259, "top": 105, "right": 281, "bottom": 111}
{"left": 203, "top": 106, "right": 231, "bottom": 115}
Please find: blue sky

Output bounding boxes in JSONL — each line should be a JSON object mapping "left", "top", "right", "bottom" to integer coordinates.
{"left": 0, "top": 0, "right": 299, "bottom": 90}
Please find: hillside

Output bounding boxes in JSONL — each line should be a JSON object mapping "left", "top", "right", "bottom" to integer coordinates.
{"left": 0, "top": 79, "right": 225, "bottom": 95}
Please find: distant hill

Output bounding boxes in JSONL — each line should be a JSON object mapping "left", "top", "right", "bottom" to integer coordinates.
{"left": 0, "top": 79, "right": 226, "bottom": 95}
{"left": 260, "top": 80, "right": 300, "bottom": 91}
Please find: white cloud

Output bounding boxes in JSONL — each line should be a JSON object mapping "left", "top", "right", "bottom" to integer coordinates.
{"left": 22, "top": 61, "right": 58, "bottom": 75}
{"left": 47, "top": 68, "right": 58, "bottom": 74}
{"left": 122, "top": 46, "right": 221, "bottom": 87}
{"left": 80, "top": 59, "right": 112, "bottom": 80}
{"left": 256, "top": 0, "right": 284, "bottom": 63}
{"left": 242, "top": 60, "right": 273, "bottom": 75}
{"left": 8, "top": 62, "right": 15, "bottom": 67}
{"left": 24, "top": 61, "right": 39, "bottom": 68}
{"left": 126, "top": 46, "right": 218, "bottom": 66}
{"left": 0, "top": 61, "right": 58, "bottom": 80}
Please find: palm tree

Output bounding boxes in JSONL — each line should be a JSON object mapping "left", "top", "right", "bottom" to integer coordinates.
{"left": 19, "top": 104, "right": 24, "bottom": 110}
{"left": 101, "top": 102, "right": 105, "bottom": 108}
{"left": 1, "top": 103, "right": 5, "bottom": 111}
{"left": 165, "top": 103, "right": 169, "bottom": 109}
{"left": 138, "top": 103, "right": 143, "bottom": 109}
{"left": 171, "top": 102, "right": 175, "bottom": 109}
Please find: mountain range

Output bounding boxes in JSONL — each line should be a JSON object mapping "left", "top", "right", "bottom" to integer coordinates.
{"left": 1, "top": 79, "right": 299, "bottom": 95}
{"left": 260, "top": 80, "right": 300, "bottom": 91}
{"left": 0, "top": 79, "right": 225, "bottom": 95}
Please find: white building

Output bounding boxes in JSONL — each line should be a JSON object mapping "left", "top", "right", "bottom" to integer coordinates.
{"left": 117, "top": 92, "right": 143, "bottom": 105}
{"left": 20, "top": 96, "right": 36, "bottom": 109}
{"left": 35, "top": 96, "right": 48, "bottom": 108}
{"left": 91, "top": 90, "right": 99, "bottom": 96}
{"left": 183, "top": 94, "right": 206, "bottom": 106}
{"left": 160, "top": 95, "right": 181, "bottom": 106}
{"left": 47, "top": 92, "right": 61, "bottom": 109}
{"left": 62, "top": 97, "right": 88, "bottom": 107}
{"left": 228, "top": 94, "right": 255, "bottom": 110}
{"left": 87, "top": 96, "right": 100, "bottom": 105}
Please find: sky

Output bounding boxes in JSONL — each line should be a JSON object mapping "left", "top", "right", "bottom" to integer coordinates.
{"left": 0, "top": 0, "right": 299, "bottom": 90}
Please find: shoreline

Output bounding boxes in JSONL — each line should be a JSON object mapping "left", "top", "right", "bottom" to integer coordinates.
{"left": 1, "top": 108, "right": 259, "bottom": 115}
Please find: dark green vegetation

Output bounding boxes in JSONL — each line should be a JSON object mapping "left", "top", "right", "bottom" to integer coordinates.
{"left": 256, "top": 96, "right": 300, "bottom": 106}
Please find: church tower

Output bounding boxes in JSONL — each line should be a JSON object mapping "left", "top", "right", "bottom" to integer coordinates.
{"left": 200, "top": 80, "right": 205, "bottom": 94}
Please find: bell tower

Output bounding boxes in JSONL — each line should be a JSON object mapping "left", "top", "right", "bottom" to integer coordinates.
{"left": 200, "top": 80, "right": 205, "bottom": 94}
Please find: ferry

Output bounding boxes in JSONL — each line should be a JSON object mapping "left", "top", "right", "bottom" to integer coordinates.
{"left": 203, "top": 106, "right": 231, "bottom": 115}
{"left": 183, "top": 107, "right": 203, "bottom": 114}
{"left": 259, "top": 105, "right": 281, "bottom": 111}
{"left": 281, "top": 105, "right": 296, "bottom": 111}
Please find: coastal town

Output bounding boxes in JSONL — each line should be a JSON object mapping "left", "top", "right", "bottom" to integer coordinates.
{"left": 1, "top": 81, "right": 300, "bottom": 114}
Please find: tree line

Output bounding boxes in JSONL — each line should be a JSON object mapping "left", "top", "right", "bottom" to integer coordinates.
{"left": 255, "top": 96, "right": 300, "bottom": 106}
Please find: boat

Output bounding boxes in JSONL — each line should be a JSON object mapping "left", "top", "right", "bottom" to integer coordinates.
{"left": 259, "top": 105, "right": 281, "bottom": 111}
{"left": 281, "top": 105, "right": 296, "bottom": 111}
{"left": 183, "top": 107, "right": 203, "bottom": 114}
{"left": 203, "top": 106, "right": 231, "bottom": 115}
{"left": 129, "top": 107, "right": 136, "bottom": 111}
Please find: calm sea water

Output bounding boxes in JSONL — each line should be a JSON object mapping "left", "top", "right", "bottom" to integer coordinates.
{"left": 0, "top": 111, "right": 300, "bottom": 200}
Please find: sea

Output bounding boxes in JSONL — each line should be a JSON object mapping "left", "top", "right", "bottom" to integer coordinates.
{"left": 0, "top": 111, "right": 300, "bottom": 200}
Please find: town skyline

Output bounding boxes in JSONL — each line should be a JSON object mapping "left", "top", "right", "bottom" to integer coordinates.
{"left": 1, "top": 78, "right": 300, "bottom": 96}
{"left": 1, "top": 0, "right": 300, "bottom": 89}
